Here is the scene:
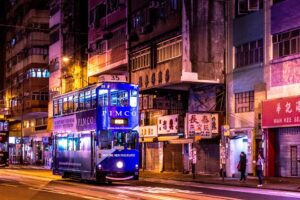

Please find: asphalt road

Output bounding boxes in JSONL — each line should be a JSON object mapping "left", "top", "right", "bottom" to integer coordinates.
{"left": 0, "top": 168, "right": 299, "bottom": 200}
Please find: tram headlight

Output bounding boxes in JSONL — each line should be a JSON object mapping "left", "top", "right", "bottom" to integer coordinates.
{"left": 116, "top": 161, "right": 124, "bottom": 169}
{"left": 135, "top": 164, "right": 139, "bottom": 169}
{"left": 97, "top": 164, "right": 102, "bottom": 170}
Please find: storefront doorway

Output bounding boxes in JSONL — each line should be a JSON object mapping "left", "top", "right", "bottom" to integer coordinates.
{"left": 229, "top": 135, "right": 248, "bottom": 177}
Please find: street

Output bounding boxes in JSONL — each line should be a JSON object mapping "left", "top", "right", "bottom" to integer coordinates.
{"left": 0, "top": 168, "right": 299, "bottom": 200}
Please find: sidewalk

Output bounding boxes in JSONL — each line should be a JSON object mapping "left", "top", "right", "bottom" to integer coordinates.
{"left": 139, "top": 170, "right": 300, "bottom": 192}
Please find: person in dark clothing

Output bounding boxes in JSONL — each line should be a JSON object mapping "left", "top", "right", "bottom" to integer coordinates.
{"left": 238, "top": 151, "right": 247, "bottom": 181}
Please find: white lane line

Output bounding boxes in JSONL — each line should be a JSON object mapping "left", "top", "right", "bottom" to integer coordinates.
{"left": 143, "top": 178, "right": 300, "bottom": 199}
{"left": 0, "top": 183, "right": 18, "bottom": 188}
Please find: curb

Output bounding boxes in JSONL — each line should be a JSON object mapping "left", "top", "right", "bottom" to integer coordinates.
{"left": 140, "top": 175, "right": 300, "bottom": 193}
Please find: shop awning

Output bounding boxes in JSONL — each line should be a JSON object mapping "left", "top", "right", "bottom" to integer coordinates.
{"left": 157, "top": 135, "right": 179, "bottom": 142}
{"left": 139, "top": 137, "right": 155, "bottom": 143}
{"left": 168, "top": 138, "right": 193, "bottom": 144}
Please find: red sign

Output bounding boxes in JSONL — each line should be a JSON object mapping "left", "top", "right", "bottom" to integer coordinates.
{"left": 262, "top": 96, "right": 300, "bottom": 128}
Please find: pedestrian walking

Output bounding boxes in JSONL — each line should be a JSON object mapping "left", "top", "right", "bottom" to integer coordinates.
{"left": 255, "top": 153, "right": 264, "bottom": 187}
{"left": 238, "top": 151, "right": 247, "bottom": 181}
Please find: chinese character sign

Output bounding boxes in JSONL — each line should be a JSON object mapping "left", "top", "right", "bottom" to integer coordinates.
{"left": 262, "top": 96, "right": 300, "bottom": 128}
{"left": 139, "top": 126, "right": 158, "bottom": 137}
{"left": 158, "top": 114, "right": 179, "bottom": 134}
{"left": 187, "top": 114, "right": 212, "bottom": 138}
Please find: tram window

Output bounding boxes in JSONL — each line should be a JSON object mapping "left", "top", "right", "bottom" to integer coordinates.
{"left": 73, "top": 137, "right": 80, "bottom": 151}
{"left": 58, "top": 99, "right": 63, "bottom": 115}
{"left": 80, "top": 135, "right": 91, "bottom": 151}
{"left": 110, "top": 90, "right": 128, "bottom": 106}
{"left": 85, "top": 90, "right": 91, "bottom": 109}
{"left": 127, "top": 131, "right": 138, "bottom": 149}
{"left": 113, "top": 132, "right": 125, "bottom": 147}
{"left": 91, "top": 89, "right": 97, "bottom": 108}
{"left": 63, "top": 97, "right": 68, "bottom": 114}
{"left": 99, "top": 131, "right": 111, "bottom": 149}
{"left": 53, "top": 100, "right": 59, "bottom": 116}
{"left": 68, "top": 96, "right": 74, "bottom": 112}
{"left": 79, "top": 92, "right": 85, "bottom": 110}
{"left": 130, "top": 90, "right": 138, "bottom": 107}
{"left": 57, "top": 137, "right": 67, "bottom": 151}
{"left": 74, "top": 94, "right": 79, "bottom": 111}
{"left": 98, "top": 89, "right": 108, "bottom": 107}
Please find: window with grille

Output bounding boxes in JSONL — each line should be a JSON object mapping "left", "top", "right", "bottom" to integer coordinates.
{"left": 130, "top": 48, "right": 151, "bottom": 71}
{"left": 235, "top": 39, "right": 263, "bottom": 68}
{"left": 157, "top": 36, "right": 182, "bottom": 63}
{"left": 235, "top": 91, "right": 254, "bottom": 113}
{"left": 273, "top": 28, "right": 300, "bottom": 59}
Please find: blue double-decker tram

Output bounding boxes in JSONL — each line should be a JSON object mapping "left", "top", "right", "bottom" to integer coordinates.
{"left": 52, "top": 76, "right": 139, "bottom": 183}
{"left": 0, "top": 120, "right": 9, "bottom": 167}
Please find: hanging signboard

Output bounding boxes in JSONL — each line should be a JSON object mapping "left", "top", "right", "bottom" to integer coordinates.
{"left": 139, "top": 125, "right": 158, "bottom": 138}
{"left": 187, "top": 113, "right": 212, "bottom": 138}
{"left": 157, "top": 114, "right": 179, "bottom": 134}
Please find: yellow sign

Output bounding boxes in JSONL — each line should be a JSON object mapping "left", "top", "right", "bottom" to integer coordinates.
{"left": 195, "top": 136, "right": 202, "bottom": 141}
{"left": 222, "top": 125, "right": 230, "bottom": 136}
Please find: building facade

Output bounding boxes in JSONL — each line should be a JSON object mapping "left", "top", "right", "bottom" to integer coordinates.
{"left": 129, "top": 0, "right": 226, "bottom": 174}
{"left": 3, "top": 0, "right": 50, "bottom": 165}
{"left": 48, "top": 0, "right": 88, "bottom": 167}
{"left": 227, "top": 0, "right": 300, "bottom": 177}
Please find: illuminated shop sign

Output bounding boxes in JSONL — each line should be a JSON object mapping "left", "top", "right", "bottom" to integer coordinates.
{"left": 262, "top": 96, "right": 300, "bottom": 128}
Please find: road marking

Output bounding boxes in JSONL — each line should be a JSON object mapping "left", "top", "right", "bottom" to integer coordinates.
{"left": 143, "top": 178, "right": 300, "bottom": 199}
{"left": 0, "top": 183, "right": 18, "bottom": 188}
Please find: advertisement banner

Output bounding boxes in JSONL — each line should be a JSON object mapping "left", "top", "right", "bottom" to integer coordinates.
{"left": 139, "top": 125, "right": 158, "bottom": 137}
{"left": 76, "top": 110, "right": 96, "bottom": 132}
{"left": 187, "top": 113, "right": 212, "bottom": 138}
{"left": 54, "top": 114, "right": 76, "bottom": 132}
{"left": 158, "top": 114, "right": 179, "bottom": 134}
{"left": 262, "top": 96, "right": 300, "bottom": 128}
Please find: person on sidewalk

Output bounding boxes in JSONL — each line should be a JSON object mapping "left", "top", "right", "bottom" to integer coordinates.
{"left": 238, "top": 151, "right": 247, "bottom": 182}
{"left": 255, "top": 153, "right": 264, "bottom": 187}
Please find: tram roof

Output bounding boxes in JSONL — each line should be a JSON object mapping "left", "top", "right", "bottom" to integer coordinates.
{"left": 53, "top": 82, "right": 138, "bottom": 100}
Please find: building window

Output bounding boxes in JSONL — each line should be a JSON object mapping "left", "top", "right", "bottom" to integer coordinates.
{"left": 130, "top": 48, "right": 151, "bottom": 71}
{"left": 235, "top": 39, "right": 263, "bottom": 68}
{"left": 235, "top": 91, "right": 254, "bottom": 113}
{"left": 273, "top": 28, "right": 300, "bottom": 59}
{"left": 107, "top": 28, "right": 126, "bottom": 49}
{"left": 237, "top": 0, "right": 262, "bottom": 16}
{"left": 26, "top": 69, "right": 50, "bottom": 78}
{"left": 50, "top": 30, "right": 59, "bottom": 45}
{"left": 157, "top": 36, "right": 182, "bottom": 63}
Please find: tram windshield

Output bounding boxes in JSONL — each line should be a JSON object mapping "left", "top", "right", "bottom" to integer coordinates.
{"left": 99, "top": 130, "right": 138, "bottom": 150}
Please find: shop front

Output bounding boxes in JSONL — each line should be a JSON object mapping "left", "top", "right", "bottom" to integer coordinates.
{"left": 186, "top": 113, "right": 220, "bottom": 175}
{"left": 226, "top": 128, "right": 253, "bottom": 177}
{"left": 158, "top": 114, "right": 183, "bottom": 172}
{"left": 139, "top": 125, "right": 162, "bottom": 172}
{"left": 262, "top": 96, "right": 300, "bottom": 177}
